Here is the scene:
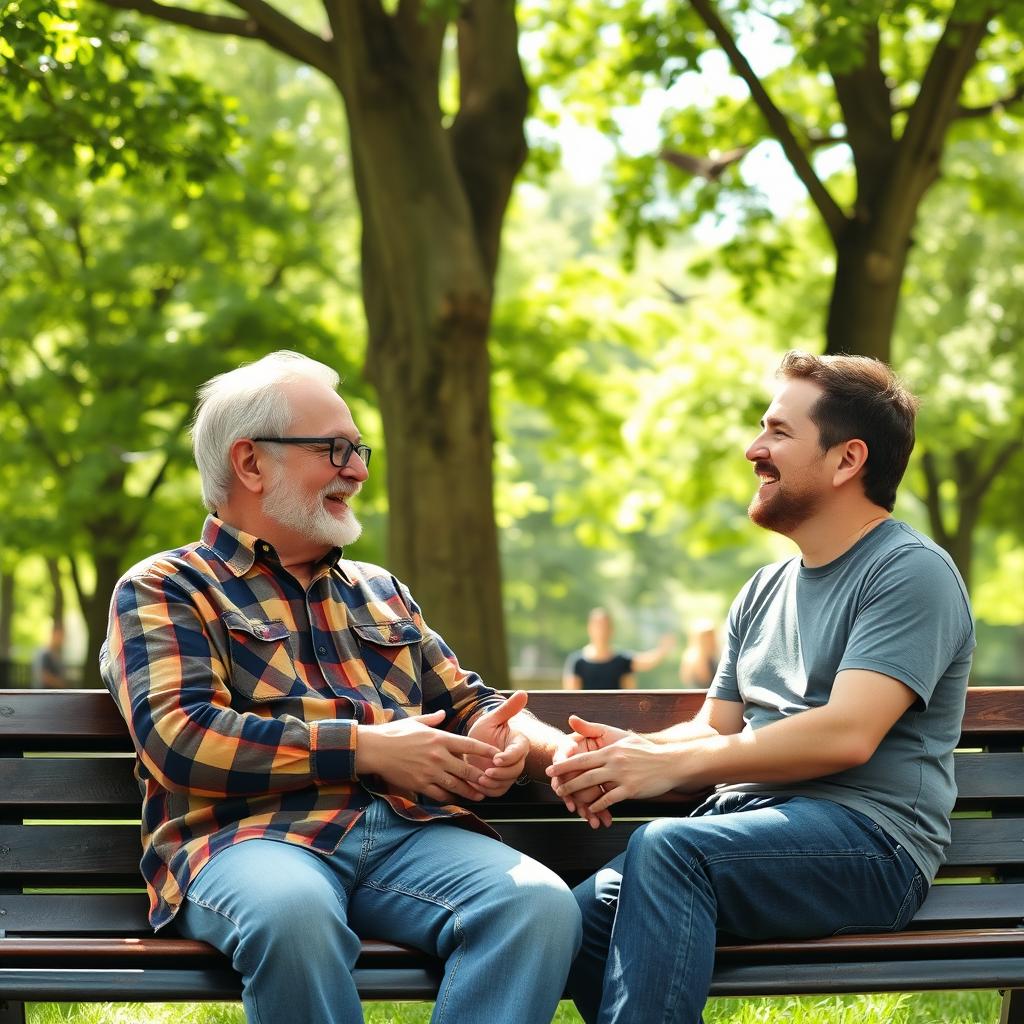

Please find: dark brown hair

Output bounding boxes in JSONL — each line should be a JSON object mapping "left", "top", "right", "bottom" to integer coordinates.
{"left": 779, "top": 351, "right": 920, "bottom": 511}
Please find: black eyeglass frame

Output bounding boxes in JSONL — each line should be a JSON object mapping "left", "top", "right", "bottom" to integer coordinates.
{"left": 251, "top": 436, "right": 372, "bottom": 468}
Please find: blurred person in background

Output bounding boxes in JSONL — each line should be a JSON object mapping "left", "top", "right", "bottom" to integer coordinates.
{"left": 563, "top": 607, "right": 675, "bottom": 690}
{"left": 678, "top": 618, "right": 721, "bottom": 688}
{"left": 31, "top": 624, "right": 66, "bottom": 689}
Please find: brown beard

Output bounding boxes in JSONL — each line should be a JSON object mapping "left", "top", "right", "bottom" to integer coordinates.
{"left": 747, "top": 479, "right": 822, "bottom": 534}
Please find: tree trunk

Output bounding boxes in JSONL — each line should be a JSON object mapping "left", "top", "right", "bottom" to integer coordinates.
{"left": 324, "top": 2, "right": 528, "bottom": 687}
{"left": 45, "top": 557, "right": 65, "bottom": 630}
{"left": 822, "top": 6, "right": 990, "bottom": 363}
{"left": 0, "top": 570, "right": 13, "bottom": 662}
{"left": 825, "top": 222, "right": 909, "bottom": 362}
{"left": 90, "top": 0, "right": 529, "bottom": 686}
{"left": 917, "top": 443, "right": 1024, "bottom": 597}
{"left": 72, "top": 553, "right": 123, "bottom": 689}
{"left": 824, "top": 132, "right": 945, "bottom": 362}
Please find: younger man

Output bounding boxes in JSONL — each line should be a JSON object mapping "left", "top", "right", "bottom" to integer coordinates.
{"left": 549, "top": 352, "right": 974, "bottom": 1024}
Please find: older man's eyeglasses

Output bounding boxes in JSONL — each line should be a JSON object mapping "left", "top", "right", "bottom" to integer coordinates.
{"left": 251, "top": 436, "right": 372, "bottom": 469}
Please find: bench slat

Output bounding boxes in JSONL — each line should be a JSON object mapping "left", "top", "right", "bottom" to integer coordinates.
{"left": 1, "top": 882, "right": 1021, "bottom": 940}
{"left": 2, "top": 814, "right": 1022, "bottom": 882}
{"left": 5, "top": 687, "right": 1022, "bottom": 746}
{"left": 707, "top": 956, "right": 1024, "bottom": 997}
{"left": 0, "top": 758, "right": 139, "bottom": 816}
{"left": 5, "top": 927, "right": 1024, "bottom": 964}
{"left": 0, "top": 691, "right": 130, "bottom": 750}
{"left": 2, "top": 959, "right": 1021, "bottom": 1004}
{"left": 2, "top": 955, "right": 1023, "bottom": 1004}
{"left": 0, "top": 894, "right": 151, "bottom": 936}
{"left": 953, "top": 752, "right": 1024, "bottom": 802}
{"left": 2, "top": 752, "right": 1019, "bottom": 819}
{"left": 0, "top": 966, "right": 439, "bottom": 1002}
{"left": 912, "top": 882, "right": 1024, "bottom": 927}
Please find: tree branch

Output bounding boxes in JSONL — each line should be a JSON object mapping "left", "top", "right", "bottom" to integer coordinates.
{"left": 919, "top": 450, "right": 952, "bottom": 547}
{"left": 0, "top": 361, "right": 63, "bottom": 472}
{"left": 97, "top": 0, "right": 262, "bottom": 37}
{"left": 17, "top": 204, "right": 65, "bottom": 281}
{"left": 955, "top": 78, "right": 1024, "bottom": 119}
{"left": 151, "top": 270, "right": 187, "bottom": 314}
{"left": 964, "top": 436, "right": 1023, "bottom": 506}
{"left": 900, "top": 1, "right": 991, "bottom": 163}
{"left": 689, "top": 0, "right": 846, "bottom": 243}
{"left": 829, "top": 24, "right": 896, "bottom": 212}
{"left": 66, "top": 553, "right": 91, "bottom": 609}
{"left": 98, "top": 0, "right": 334, "bottom": 74}
{"left": 450, "top": 0, "right": 530, "bottom": 279}
{"left": 807, "top": 131, "right": 848, "bottom": 151}
{"left": 223, "top": 0, "right": 334, "bottom": 74}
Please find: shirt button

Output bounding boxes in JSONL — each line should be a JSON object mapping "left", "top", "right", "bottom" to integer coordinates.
{"left": 317, "top": 646, "right": 327, "bottom": 655}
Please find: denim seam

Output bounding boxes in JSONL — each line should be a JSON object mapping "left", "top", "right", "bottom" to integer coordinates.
{"left": 658, "top": 875, "right": 700, "bottom": 1024}
{"left": 831, "top": 870, "right": 924, "bottom": 935}
{"left": 702, "top": 849, "right": 895, "bottom": 865}
{"left": 182, "top": 893, "right": 267, "bottom": 1024}
{"left": 361, "top": 879, "right": 465, "bottom": 1024}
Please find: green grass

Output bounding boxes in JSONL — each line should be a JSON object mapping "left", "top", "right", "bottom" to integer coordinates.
{"left": 24, "top": 992, "right": 1003, "bottom": 1023}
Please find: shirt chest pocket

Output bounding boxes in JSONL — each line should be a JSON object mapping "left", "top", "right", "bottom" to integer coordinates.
{"left": 349, "top": 618, "right": 423, "bottom": 711}
{"left": 222, "top": 610, "right": 304, "bottom": 702}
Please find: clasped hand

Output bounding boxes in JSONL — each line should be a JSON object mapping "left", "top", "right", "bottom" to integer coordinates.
{"left": 355, "top": 692, "right": 530, "bottom": 803}
{"left": 548, "top": 715, "right": 679, "bottom": 818}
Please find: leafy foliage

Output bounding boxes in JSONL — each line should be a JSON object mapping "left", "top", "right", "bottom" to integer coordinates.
{"left": 528, "top": 0, "right": 1024, "bottom": 340}
{"left": 0, "top": 6, "right": 372, "bottom": 674}
{"left": 0, "top": 0, "right": 237, "bottom": 183}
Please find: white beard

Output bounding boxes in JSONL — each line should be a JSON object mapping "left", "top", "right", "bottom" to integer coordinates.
{"left": 263, "top": 471, "right": 362, "bottom": 549}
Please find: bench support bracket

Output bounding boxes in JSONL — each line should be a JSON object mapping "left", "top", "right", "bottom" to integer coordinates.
{"left": 0, "top": 1000, "right": 25, "bottom": 1024}
{"left": 1001, "top": 989, "right": 1024, "bottom": 1024}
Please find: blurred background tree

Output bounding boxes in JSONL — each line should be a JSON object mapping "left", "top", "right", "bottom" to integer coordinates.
{"left": 1, "top": 0, "right": 1022, "bottom": 687}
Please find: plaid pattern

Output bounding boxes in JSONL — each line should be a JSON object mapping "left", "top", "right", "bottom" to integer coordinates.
{"left": 101, "top": 516, "right": 505, "bottom": 930}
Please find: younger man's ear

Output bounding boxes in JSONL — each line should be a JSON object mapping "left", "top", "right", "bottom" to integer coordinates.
{"left": 832, "top": 438, "right": 868, "bottom": 487}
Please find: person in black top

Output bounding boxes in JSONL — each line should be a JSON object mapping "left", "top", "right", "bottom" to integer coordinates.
{"left": 562, "top": 608, "right": 674, "bottom": 690}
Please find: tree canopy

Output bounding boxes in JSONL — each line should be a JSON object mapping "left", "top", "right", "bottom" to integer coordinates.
{"left": 1, "top": 1, "right": 1022, "bottom": 686}
{"left": 536, "top": 0, "right": 1024, "bottom": 363}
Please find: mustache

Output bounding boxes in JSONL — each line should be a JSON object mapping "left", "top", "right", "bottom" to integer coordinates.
{"left": 754, "top": 461, "right": 780, "bottom": 481}
{"left": 323, "top": 481, "right": 362, "bottom": 499}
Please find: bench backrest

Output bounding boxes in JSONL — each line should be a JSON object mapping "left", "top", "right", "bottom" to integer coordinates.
{"left": 1, "top": 687, "right": 1023, "bottom": 937}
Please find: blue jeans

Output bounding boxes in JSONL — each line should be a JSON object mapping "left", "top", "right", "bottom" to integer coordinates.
{"left": 569, "top": 794, "right": 925, "bottom": 1024}
{"left": 176, "top": 799, "right": 581, "bottom": 1024}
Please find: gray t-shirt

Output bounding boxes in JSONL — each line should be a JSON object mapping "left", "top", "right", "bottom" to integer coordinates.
{"left": 707, "top": 519, "right": 974, "bottom": 881}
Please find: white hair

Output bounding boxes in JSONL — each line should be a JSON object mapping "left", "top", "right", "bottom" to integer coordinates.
{"left": 191, "top": 350, "right": 340, "bottom": 512}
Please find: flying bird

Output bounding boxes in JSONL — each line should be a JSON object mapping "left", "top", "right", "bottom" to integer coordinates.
{"left": 659, "top": 144, "right": 753, "bottom": 182}
{"left": 656, "top": 280, "right": 700, "bottom": 306}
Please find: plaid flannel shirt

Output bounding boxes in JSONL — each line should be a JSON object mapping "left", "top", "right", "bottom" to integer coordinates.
{"left": 101, "top": 516, "right": 505, "bottom": 930}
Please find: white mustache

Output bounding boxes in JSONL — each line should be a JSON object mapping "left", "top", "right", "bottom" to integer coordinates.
{"left": 323, "top": 482, "right": 361, "bottom": 499}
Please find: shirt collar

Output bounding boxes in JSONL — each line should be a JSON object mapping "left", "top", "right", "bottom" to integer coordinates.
{"left": 200, "top": 515, "right": 349, "bottom": 580}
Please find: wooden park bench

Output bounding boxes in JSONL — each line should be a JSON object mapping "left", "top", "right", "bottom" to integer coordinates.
{"left": 1, "top": 686, "right": 1023, "bottom": 1022}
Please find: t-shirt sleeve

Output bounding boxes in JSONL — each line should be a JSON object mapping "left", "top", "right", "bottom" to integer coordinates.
{"left": 838, "top": 546, "right": 974, "bottom": 708}
{"left": 706, "top": 588, "right": 746, "bottom": 704}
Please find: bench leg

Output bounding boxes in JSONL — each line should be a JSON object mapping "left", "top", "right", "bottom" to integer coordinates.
{"left": 0, "top": 1000, "right": 25, "bottom": 1024}
{"left": 1001, "top": 989, "right": 1024, "bottom": 1024}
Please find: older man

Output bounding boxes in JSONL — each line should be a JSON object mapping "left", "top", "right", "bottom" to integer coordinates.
{"left": 101, "top": 351, "right": 581, "bottom": 1024}
{"left": 549, "top": 352, "right": 975, "bottom": 1024}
